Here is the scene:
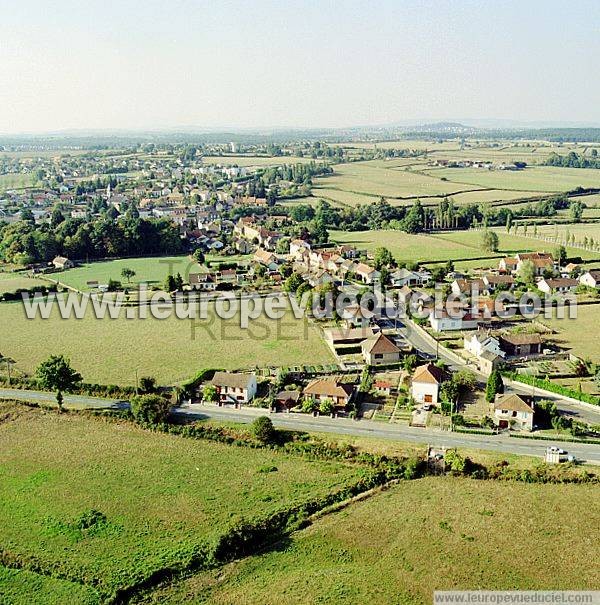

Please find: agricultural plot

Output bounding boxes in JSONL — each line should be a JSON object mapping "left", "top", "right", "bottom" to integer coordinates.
{"left": 311, "top": 186, "right": 379, "bottom": 207}
{"left": 140, "top": 477, "right": 600, "bottom": 604}
{"left": 0, "top": 407, "right": 366, "bottom": 601}
{"left": 0, "top": 173, "right": 37, "bottom": 190}
{"left": 0, "top": 300, "right": 334, "bottom": 385}
{"left": 314, "top": 161, "right": 475, "bottom": 199}
{"left": 430, "top": 166, "right": 600, "bottom": 193}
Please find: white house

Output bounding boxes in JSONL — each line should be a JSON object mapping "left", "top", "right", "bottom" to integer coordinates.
{"left": 464, "top": 331, "right": 505, "bottom": 358}
{"left": 210, "top": 372, "right": 257, "bottom": 404}
{"left": 429, "top": 309, "right": 480, "bottom": 332}
{"left": 361, "top": 332, "right": 401, "bottom": 366}
{"left": 537, "top": 278, "right": 578, "bottom": 294}
{"left": 493, "top": 393, "right": 534, "bottom": 431}
{"left": 410, "top": 363, "right": 445, "bottom": 405}
{"left": 289, "top": 238, "right": 311, "bottom": 259}
{"left": 390, "top": 268, "right": 431, "bottom": 288}
{"left": 354, "top": 263, "right": 380, "bottom": 284}
{"left": 579, "top": 270, "right": 600, "bottom": 289}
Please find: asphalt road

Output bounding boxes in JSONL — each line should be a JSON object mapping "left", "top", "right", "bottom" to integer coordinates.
{"left": 3, "top": 388, "right": 597, "bottom": 463}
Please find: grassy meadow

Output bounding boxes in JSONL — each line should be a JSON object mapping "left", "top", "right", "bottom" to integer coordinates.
{"left": 139, "top": 476, "right": 600, "bottom": 604}
{"left": 0, "top": 406, "right": 367, "bottom": 600}
{"left": 0, "top": 271, "right": 48, "bottom": 295}
{"left": 0, "top": 299, "right": 333, "bottom": 385}
{"left": 0, "top": 173, "right": 37, "bottom": 190}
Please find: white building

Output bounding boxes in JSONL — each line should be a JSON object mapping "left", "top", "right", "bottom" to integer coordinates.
{"left": 493, "top": 394, "right": 534, "bottom": 431}
{"left": 411, "top": 363, "right": 444, "bottom": 405}
{"left": 210, "top": 372, "right": 257, "bottom": 404}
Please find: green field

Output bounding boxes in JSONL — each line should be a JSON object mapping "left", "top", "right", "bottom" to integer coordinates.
{"left": 541, "top": 304, "right": 600, "bottom": 363}
{"left": 0, "top": 300, "right": 333, "bottom": 385}
{"left": 0, "top": 406, "right": 366, "bottom": 600}
{"left": 0, "top": 272, "right": 47, "bottom": 295}
{"left": 201, "top": 155, "right": 318, "bottom": 167}
{"left": 139, "top": 476, "right": 600, "bottom": 604}
{"left": 0, "top": 565, "right": 99, "bottom": 605}
{"left": 431, "top": 166, "right": 600, "bottom": 193}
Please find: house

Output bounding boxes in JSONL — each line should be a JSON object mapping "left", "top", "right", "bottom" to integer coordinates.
{"left": 51, "top": 256, "right": 74, "bottom": 270}
{"left": 498, "top": 257, "right": 518, "bottom": 273}
{"left": 390, "top": 268, "right": 431, "bottom": 288}
{"left": 189, "top": 272, "right": 217, "bottom": 291}
{"left": 451, "top": 278, "right": 485, "bottom": 297}
{"left": 325, "top": 326, "right": 378, "bottom": 346}
{"left": 233, "top": 238, "right": 254, "bottom": 254}
{"left": 253, "top": 248, "right": 280, "bottom": 270}
{"left": 537, "top": 278, "right": 578, "bottom": 294}
{"left": 493, "top": 393, "right": 534, "bottom": 431}
{"left": 482, "top": 274, "right": 515, "bottom": 294}
{"left": 210, "top": 371, "right": 257, "bottom": 404}
{"left": 289, "top": 238, "right": 311, "bottom": 259}
{"left": 274, "top": 390, "right": 301, "bottom": 412}
{"left": 361, "top": 332, "right": 401, "bottom": 366}
{"left": 374, "top": 380, "right": 393, "bottom": 395}
{"left": 303, "top": 378, "right": 354, "bottom": 410}
{"left": 579, "top": 270, "right": 600, "bottom": 289}
{"left": 341, "top": 303, "right": 373, "bottom": 329}
{"left": 478, "top": 350, "right": 503, "bottom": 375}
{"left": 561, "top": 262, "right": 580, "bottom": 277}
{"left": 429, "top": 309, "right": 480, "bottom": 332}
{"left": 354, "top": 263, "right": 381, "bottom": 284}
{"left": 499, "top": 333, "right": 542, "bottom": 358}
{"left": 463, "top": 331, "right": 505, "bottom": 358}
{"left": 515, "top": 252, "right": 555, "bottom": 277}
{"left": 410, "top": 363, "right": 445, "bottom": 405}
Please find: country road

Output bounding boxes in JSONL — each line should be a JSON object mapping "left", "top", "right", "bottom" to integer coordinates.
{"left": 2, "top": 388, "right": 599, "bottom": 464}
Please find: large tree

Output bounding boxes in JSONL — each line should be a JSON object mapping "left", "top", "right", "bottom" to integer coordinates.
{"left": 36, "top": 355, "right": 82, "bottom": 411}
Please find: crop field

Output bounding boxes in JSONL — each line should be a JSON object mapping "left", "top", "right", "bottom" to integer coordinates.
{"left": 311, "top": 186, "right": 379, "bottom": 207}
{"left": 0, "top": 406, "right": 366, "bottom": 601}
{"left": 314, "top": 161, "right": 474, "bottom": 198}
{"left": 429, "top": 166, "right": 600, "bottom": 193}
{"left": 0, "top": 299, "right": 333, "bottom": 385}
{"left": 541, "top": 304, "right": 600, "bottom": 362}
{"left": 140, "top": 477, "right": 600, "bottom": 604}
{"left": 0, "top": 272, "right": 47, "bottom": 295}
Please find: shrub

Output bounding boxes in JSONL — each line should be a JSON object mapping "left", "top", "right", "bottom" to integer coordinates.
{"left": 252, "top": 416, "right": 276, "bottom": 444}
{"left": 130, "top": 394, "right": 172, "bottom": 424}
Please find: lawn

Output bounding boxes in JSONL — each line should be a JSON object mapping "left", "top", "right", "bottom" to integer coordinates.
{"left": 430, "top": 166, "right": 600, "bottom": 193}
{"left": 0, "top": 406, "right": 367, "bottom": 600}
{"left": 138, "top": 476, "right": 600, "bottom": 604}
{"left": 0, "top": 300, "right": 334, "bottom": 385}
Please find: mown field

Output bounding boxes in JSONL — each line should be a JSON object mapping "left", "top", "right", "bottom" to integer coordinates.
{"left": 0, "top": 406, "right": 367, "bottom": 601}
{"left": 0, "top": 300, "right": 333, "bottom": 385}
{"left": 139, "top": 476, "right": 600, "bottom": 604}
{"left": 430, "top": 166, "right": 600, "bottom": 193}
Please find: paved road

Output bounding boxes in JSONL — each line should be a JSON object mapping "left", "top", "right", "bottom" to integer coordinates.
{"left": 2, "top": 389, "right": 599, "bottom": 463}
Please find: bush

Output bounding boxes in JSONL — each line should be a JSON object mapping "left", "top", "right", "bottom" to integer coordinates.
{"left": 252, "top": 416, "right": 276, "bottom": 444}
{"left": 130, "top": 394, "right": 172, "bottom": 424}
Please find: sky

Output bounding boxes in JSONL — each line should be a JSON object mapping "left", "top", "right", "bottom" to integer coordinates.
{"left": 1, "top": 0, "right": 599, "bottom": 133}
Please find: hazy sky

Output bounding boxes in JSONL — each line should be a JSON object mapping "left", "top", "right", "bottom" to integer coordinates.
{"left": 1, "top": 0, "right": 599, "bottom": 133}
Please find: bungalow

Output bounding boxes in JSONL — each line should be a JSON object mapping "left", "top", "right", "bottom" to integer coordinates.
{"left": 354, "top": 263, "right": 381, "bottom": 284}
{"left": 341, "top": 303, "right": 373, "bottom": 329}
{"left": 361, "top": 332, "right": 401, "bottom": 366}
{"left": 410, "top": 363, "right": 445, "bottom": 405}
{"left": 463, "top": 331, "right": 505, "bottom": 358}
{"left": 188, "top": 272, "right": 217, "bottom": 291}
{"left": 374, "top": 380, "right": 393, "bottom": 395}
{"left": 499, "top": 333, "right": 542, "bottom": 358}
{"left": 579, "top": 270, "right": 600, "bottom": 289}
{"left": 482, "top": 274, "right": 515, "bottom": 294}
{"left": 390, "top": 268, "right": 431, "bottom": 288}
{"left": 325, "top": 326, "right": 377, "bottom": 346}
{"left": 429, "top": 309, "right": 480, "bottom": 332}
{"left": 515, "top": 252, "right": 555, "bottom": 277}
{"left": 537, "top": 278, "right": 578, "bottom": 294}
{"left": 451, "top": 278, "right": 485, "bottom": 297}
{"left": 210, "top": 371, "right": 257, "bottom": 404}
{"left": 493, "top": 393, "right": 534, "bottom": 431}
{"left": 303, "top": 378, "right": 354, "bottom": 410}
{"left": 561, "top": 262, "right": 580, "bottom": 277}
{"left": 52, "top": 256, "right": 74, "bottom": 270}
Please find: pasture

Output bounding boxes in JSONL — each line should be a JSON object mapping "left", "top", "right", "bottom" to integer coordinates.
{"left": 140, "top": 476, "right": 600, "bottom": 604}
{"left": 0, "top": 405, "right": 365, "bottom": 600}
{"left": 0, "top": 299, "right": 333, "bottom": 385}
{"left": 0, "top": 271, "right": 47, "bottom": 295}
